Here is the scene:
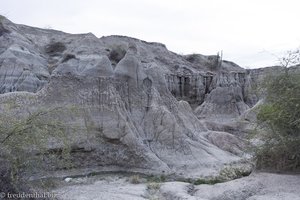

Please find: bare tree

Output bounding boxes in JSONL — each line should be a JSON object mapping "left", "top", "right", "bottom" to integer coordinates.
{"left": 278, "top": 48, "right": 300, "bottom": 68}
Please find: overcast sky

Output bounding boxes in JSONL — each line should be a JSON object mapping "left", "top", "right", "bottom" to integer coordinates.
{"left": 1, "top": 0, "right": 300, "bottom": 68}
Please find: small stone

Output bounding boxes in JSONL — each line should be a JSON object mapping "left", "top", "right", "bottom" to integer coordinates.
{"left": 64, "top": 178, "right": 72, "bottom": 183}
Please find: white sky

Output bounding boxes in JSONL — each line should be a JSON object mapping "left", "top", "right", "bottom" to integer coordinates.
{"left": 1, "top": 0, "right": 300, "bottom": 68}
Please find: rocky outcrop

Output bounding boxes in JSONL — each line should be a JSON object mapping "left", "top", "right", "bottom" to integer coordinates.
{"left": 1, "top": 16, "right": 289, "bottom": 181}
{"left": 195, "top": 72, "right": 251, "bottom": 119}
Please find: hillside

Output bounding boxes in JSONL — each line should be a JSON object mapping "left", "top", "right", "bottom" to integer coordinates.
{"left": 0, "top": 16, "right": 299, "bottom": 199}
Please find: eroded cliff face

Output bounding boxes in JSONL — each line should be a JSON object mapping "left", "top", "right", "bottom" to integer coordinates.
{"left": 0, "top": 17, "right": 274, "bottom": 178}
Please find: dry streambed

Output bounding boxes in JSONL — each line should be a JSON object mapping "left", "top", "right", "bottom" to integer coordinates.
{"left": 51, "top": 172, "right": 300, "bottom": 200}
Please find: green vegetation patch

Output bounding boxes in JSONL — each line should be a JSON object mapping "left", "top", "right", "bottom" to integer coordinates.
{"left": 256, "top": 71, "right": 300, "bottom": 171}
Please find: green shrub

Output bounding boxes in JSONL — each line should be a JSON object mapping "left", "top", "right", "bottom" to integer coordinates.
{"left": 147, "top": 182, "right": 161, "bottom": 190}
{"left": 129, "top": 174, "right": 141, "bottom": 184}
{"left": 194, "top": 178, "right": 223, "bottom": 185}
{"left": 108, "top": 45, "right": 126, "bottom": 66}
{"left": 45, "top": 42, "right": 66, "bottom": 56}
{"left": 185, "top": 54, "right": 198, "bottom": 63}
{"left": 256, "top": 71, "right": 300, "bottom": 171}
{"left": 147, "top": 175, "right": 166, "bottom": 183}
{"left": 0, "top": 107, "right": 74, "bottom": 182}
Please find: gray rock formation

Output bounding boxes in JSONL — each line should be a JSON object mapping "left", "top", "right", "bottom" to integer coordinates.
{"left": 0, "top": 16, "right": 289, "bottom": 181}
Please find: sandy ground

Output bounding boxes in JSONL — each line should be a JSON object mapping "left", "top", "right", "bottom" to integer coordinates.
{"left": 53, "top": 172, "right": 300, "bottom": 200}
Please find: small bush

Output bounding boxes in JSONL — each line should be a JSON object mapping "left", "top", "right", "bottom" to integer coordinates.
{"left": 147, "top": 175, "right": 166, "bottom": 183}
{"left": 147, "top": 182, "right": 161, "bottom": 190}
{"left": 129, "top": 175, "right": 140, "bottom": 184}
{"left": 207, "top": 55, "right": 221, "bottom": 70}
{"left": 108, "top": 45, "right": 126, "bottom": 66}
{"left": 185, "top": 54, "right": 198, "bottom": 63}
{"left": 194, "top": 178, "right": 223, "bottom": 185}
{"left": 61, "top": 53, "right": 76, "bottom": 63}
{"left": 45, "top": 42, "right": 66, "bottom": 56}
{"left": 219, "top": 166, "right": 251, "bottom": 181}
